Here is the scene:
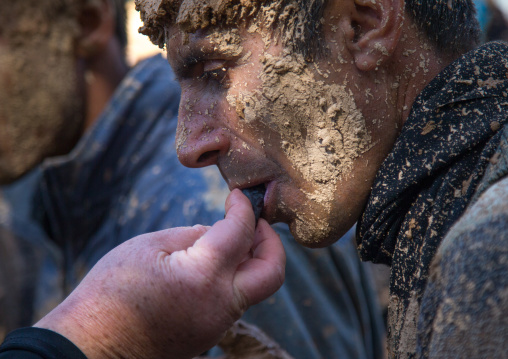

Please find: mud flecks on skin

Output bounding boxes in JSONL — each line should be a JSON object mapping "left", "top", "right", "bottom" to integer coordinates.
{"left": 208, "top": 29, "right": 243, "bottom": 57}
{"left": 237, "top": 51, "right": 371, "bottom": 243}
{"left": 136, "top": 0, "right": 372, "bottom": 246}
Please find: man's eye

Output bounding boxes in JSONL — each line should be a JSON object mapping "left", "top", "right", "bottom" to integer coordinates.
{"left": 200, "top": 67, "right": 226, "bottom": 80}
{"left": 199, "top": 61, "right": 230, "bottom": 88}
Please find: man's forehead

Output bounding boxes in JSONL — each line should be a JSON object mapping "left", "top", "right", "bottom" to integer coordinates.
{"left": 166, "top": 28, "right": 211, "bottom": 57}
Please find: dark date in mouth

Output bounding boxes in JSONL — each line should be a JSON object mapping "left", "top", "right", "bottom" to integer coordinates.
{"left": 241, "top": 184, "right": 265, "bottom": 223}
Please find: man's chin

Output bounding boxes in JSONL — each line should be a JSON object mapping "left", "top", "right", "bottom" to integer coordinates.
{"left": 288, "top": 218, "right": 344, "bottom": 249}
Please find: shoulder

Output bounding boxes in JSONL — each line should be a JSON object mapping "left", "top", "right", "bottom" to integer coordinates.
{"left": 420, "top": 175, "right": 508, "bottom": 357}
{"left": 441, "top": 174, "right": 508, "bottom": 253}
{"left": 433, "top": 174, "right": 508, "bottom": 310}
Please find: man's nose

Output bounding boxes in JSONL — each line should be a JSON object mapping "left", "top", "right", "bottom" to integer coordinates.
{"left": 176, "top": 114, "right": 230, "bottom": 168}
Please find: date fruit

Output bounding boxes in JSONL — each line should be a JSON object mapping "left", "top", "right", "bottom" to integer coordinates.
{"left": 241, "top": 184, "right": 265, "bottom": 223}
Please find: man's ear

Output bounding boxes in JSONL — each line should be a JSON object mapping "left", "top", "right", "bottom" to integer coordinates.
{"left": 343, "top": 0, "right": 404, "bottom": 71}
{"left": 76, "top": 0, "right": 116, "bottom": 58}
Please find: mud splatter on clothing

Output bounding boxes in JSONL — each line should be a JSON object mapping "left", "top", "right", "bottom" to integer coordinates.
{"left": 418, "top": 126, "right": 508, "bottom": 357}
{"left": 358, "top": 41, "right": 508, "bottom": 358}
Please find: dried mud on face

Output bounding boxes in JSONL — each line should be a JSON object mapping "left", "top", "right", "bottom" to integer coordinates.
{"left": 137, "top": 0, "right": 374, "bottom": 245}
{"left": 231, "top": 49, "right": 371, "bottom": 244}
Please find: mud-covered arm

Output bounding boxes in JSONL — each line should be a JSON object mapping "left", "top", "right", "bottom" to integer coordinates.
{"left": 418, "top": 178, "right": 508, "bottom": 358}
{"left": 19, "top": 189, "right": 285, "bottom": 359}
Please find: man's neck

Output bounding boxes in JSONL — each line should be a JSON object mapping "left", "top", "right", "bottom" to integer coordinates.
{"left": 392, "top": 29, "right": 457, "bottom": 125}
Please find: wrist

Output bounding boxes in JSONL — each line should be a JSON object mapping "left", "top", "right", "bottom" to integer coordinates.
{"left": 34, "top": 293, "right": 123, "bottom": 359}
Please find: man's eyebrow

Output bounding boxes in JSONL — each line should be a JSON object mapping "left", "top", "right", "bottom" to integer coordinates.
{"left": 172, "top": 41, "right": 239, "bottom": 79}
{"left": 171, "top": 46, "right": 206, "bottom": 79}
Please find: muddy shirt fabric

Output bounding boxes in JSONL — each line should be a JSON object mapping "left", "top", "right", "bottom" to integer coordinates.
{"left": 0, "top": 55, "right": 384, "bottom": 358}
{"left": 357, "top": 41, "right": 508, "bottom": 358}
{"left": 418, "top": 126, "right": 508, "bottom": 358}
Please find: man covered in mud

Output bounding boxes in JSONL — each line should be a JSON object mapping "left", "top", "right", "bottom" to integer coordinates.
{"left": 0, "top": 0, "right": 385, "bottom": 358}
{"left": 1, "top": 0, "right": 506, "bottom": 355}
{"left": 3, "top": 0, "right": 508, "bottom": 357}
{"left": 131, "top": 0, "right": 506, "bottom": 357}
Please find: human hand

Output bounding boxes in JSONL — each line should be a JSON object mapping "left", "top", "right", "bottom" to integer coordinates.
{"left": 35, "top": 189, "right": 286, "bottom": 359}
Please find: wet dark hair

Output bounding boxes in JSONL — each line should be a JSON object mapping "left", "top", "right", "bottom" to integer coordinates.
{"left": 405, "top": 0, "right": 480, "bottom": 56}
{"left": 280, "top": 0, "right": 327, "bottom": 60}
{"left": 298, "top": 0, "right": 481, "bottom": 58}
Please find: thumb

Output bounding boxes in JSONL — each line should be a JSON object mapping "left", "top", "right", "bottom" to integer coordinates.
{"left": 233, "top": 218, "right": 286, "bottom": 306}
{"left": 195, "top": 189, "right": 256, "bottom": 270}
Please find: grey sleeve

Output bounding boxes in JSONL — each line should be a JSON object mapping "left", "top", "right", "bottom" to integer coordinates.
{"left": 418, "top": 177, "right": 508, "bottom": 358}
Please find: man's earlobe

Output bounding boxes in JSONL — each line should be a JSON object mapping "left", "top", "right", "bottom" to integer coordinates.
{"left": 76, "top": 0, "right": 115, "bottom": 58}
{"left": 345, "top": 0, "right": 404, "bottom": 71}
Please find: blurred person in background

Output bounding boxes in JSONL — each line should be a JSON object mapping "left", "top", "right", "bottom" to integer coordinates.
{"left": 475, "top": 0, "right": 508, "bottom": 41}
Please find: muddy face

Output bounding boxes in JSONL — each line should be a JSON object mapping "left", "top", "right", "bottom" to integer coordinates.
{"left": 159, "top": 0, "right": 398, "bottom": 246}
{"left": 169, "top": 28, "right": 368, "bottom": 246}
{"left": 0, "top": 9, "right": 84, "bottom": 184}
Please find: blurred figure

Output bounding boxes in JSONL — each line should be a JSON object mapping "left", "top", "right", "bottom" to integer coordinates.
{"left": 475, "top": 0, "right": 508, "bottom": 41}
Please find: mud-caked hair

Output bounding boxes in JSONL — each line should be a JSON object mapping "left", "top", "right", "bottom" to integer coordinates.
{"left": 138, "top": 0, "right": 480, "bottom": 60}
{"left": 137, "top": 0, "right": 327, "bottom": 60}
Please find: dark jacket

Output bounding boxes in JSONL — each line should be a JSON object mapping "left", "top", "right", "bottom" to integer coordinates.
{"left": 358, "top": 41, "right": 508, "bottom": 358}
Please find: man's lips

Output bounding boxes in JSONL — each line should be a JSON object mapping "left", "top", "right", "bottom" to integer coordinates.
{"left": 218, "top": 158, "right": 284, "bottom": 223}
{"left": 218, "top": 153, "right": 280, "bottom": 192}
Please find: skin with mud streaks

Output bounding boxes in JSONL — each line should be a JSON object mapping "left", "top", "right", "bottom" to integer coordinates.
{"left": 145, "top": 0, "right": 408, "bottom": 247}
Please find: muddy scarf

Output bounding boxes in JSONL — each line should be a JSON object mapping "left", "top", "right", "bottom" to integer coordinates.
{"left": 357, "top": 41, "right": 508, "bottom": 357}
